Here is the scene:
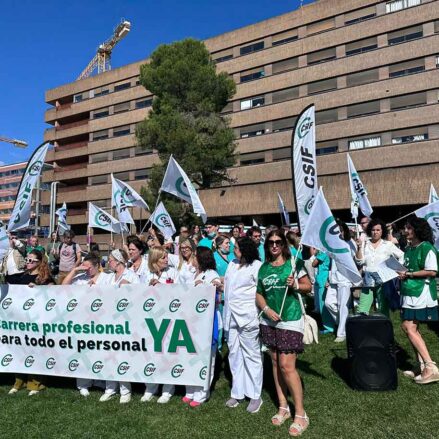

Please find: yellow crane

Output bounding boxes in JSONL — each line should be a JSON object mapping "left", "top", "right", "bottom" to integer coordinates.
{"left": 77, "top": 19, "right": 131, "bottom": 81}
{"left": 0, "top": 136, "right": 28, "bottom": 148}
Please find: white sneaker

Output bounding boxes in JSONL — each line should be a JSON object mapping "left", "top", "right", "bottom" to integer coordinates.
{"left": 120, "top": 393, "right": 131, "bottom": 404}
{"left": 99, "top": 392, "right": 116, "bottom": 402}
{"left": 157, "top": 394, "right": 171, "bottom": 404}
{"left": 79, "top": 388, "right": 90, "bottom": 397}
{"left": 334, "top": 336, "right": 346, "bottom": 343}
{"left": 140, "top": 392, "right": 155, "bottom": 402}
{"left": 28, "top": 390, "right": 39, "bottom": 396}
{"left": 8, "top": 388, "right": 18, "bottom": 395}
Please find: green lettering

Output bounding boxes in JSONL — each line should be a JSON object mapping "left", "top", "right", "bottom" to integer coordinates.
{"left": 168, "top": 320, "right": 196, "bottom": 354}
{"left": 145, "top": 318, "right": 171, "bottom": 352}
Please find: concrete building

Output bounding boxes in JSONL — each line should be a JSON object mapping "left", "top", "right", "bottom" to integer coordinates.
{"left": 42, "top": 0, "right": 439, "bottom": 236}
{"left": 0, "top": 162, "right": 26, "bottom": 223}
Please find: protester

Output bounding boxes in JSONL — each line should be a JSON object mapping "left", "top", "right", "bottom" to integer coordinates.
{"left": 56, "top": 230, "right": 82, "bottom": 284}
{"left": 1, "top": 234, "right": 26, "bottom": 284}
{"left": 237, "top": 222, "right": 246, "bottom": 237}
{"left": 223, "top": 237, "right": 263, "bottom": 413}
{"left": 398, "top": 217, "right": 439, "bottom": 384}
{"left": 286, "top": 232, "right": 301, "bottom": 259}
{"left": 177, "top": 238, "right": 198, "bottom": 284}
{"left": 324, "top": 220, "right": 357, "bottom": 343}
{"left": 213, "top": 234, "right": 233, "bottom": 277}
{"left": 46, "top": 231, "right": 60, "bottom": 266}
{"left": 174, "top": 225, "right": 190, "bottom": 255}
{"left": 198, "top": 219, "right": 219, "bottom": 249}
{"left": 312, "top": 250, "right": 333, "bottom": 334}
{"left": 356, "top": 218, "right": 404, "bottom": 315}
{"left": 256, "top": 230, "right": 312, "bottom": 436}
{"left": 247, "top": 226, "right": 265, "bottom": 262}
{"left": 127, "top": 236, "right": 148, "bottom": 278}
{"left": 26, "top": 235, "right": 45, "bottom": 256}
{"left": 8, "top": 249, "right": 54, "bottom": 395}
{"left": 190, "top": 224, "right": 201, "bottom": 239}
{"left": 230, "top": 225, "right": 241, "bottom": 247}
{"left": 146, "top": 229, "right": 179, "bottom": 268}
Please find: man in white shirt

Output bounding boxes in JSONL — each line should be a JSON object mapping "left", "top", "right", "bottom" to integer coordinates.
{"left": 1, "top": 234, "right": 26, "bottom": 284}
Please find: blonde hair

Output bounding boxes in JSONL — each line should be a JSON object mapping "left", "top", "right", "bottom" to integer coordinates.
{"left": 178, "top": 238, "right": 197, "bottom": 270}
{"left": 147, "top": 247, "right": 167, "bottom": 273}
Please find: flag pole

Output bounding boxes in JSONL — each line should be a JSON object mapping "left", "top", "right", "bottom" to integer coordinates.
{"left": 388, "top": 210, "right": 416, "bottom": 226}
{"left": 87, "top": 227, "right": 91, "bottom": 252}
{"left": 140, "top": 191, "right": 161, "bottom": 234}
{"left": 110, "top": 207, "right": 114, "bottom": 246}
{"left": 279, "top": 244, "right": 302, "bottom": 318}
{"left": 139, "top": 207, "right": 142, "bottom": 235}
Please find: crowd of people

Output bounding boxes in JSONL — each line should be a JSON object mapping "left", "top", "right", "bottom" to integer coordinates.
{"left": 1, "top": 215, "right": 438, "bottom": 437}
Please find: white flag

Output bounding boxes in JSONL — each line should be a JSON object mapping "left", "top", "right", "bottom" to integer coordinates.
{"left": 347, "top": 154, "right": 373, "bottom": 219}
{"left": 88, "top": 203, "right": 122, "bottom": 234}
{"left": 7, "top": 142, "right": 50, "bottom": 232}
{"left": 292, "top": 105, "right": 317, "bottom": 233}
{"left": 0, "top": 222, "right": 8, "bottom": 261}
{"left": 301, "top": 188, "right": 362, "bottom": 284}
{"left": 415, "top": 200, "right": 439, "bottom": 249}
{"left": 55, "top": 202, "right": 70, "bottom": 233}
{"left": 277, "top": 193, "right": 290, "bottom": 225}
{"left": 252, "top": 218, "right": 259, "bottom": 227}
{"left": 160, "top": 156, "right": 207, "bottom": 222}
{"left": 429, "top": 184, "right": 439, "bottom": 204}
{"left": 150, "top": 202, "right": 176, "bottom": 239}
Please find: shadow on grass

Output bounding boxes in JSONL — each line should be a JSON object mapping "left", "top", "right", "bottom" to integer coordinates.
{"left": 330, "top": 352, "right": 352, "bottom": 389}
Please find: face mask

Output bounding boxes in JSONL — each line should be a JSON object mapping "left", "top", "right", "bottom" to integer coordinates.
{"left": 220, "top": 248, "right": 230, "bottom": 255}
{"left": 208, "top": 232, "right": 216, "bottom": 238}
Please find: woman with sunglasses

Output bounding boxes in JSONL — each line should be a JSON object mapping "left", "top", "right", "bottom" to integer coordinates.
{"left": 8, "top": 250, "right": 54, "bottom": 396}
{"left": 177, "top": 238, "right": 198, "bottom": 284}
{"left": 256, "top": 230, "right": 312, "bottom": 437}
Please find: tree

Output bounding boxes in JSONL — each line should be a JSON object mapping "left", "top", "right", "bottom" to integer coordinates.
{"left": 136, "top": 38, "right": 237, "bottom": 224}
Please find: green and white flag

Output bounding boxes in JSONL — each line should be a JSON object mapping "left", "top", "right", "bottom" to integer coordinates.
{"left": 415, "top": 200, "right": 439, "bottom": 249}
{"left": 0, "top": 221, "right": 8, "bottom": 261}
{"left": 301, "top": 188, "right": 362, "bottom": 284}
{"left": 55, "top": 202, "right": 70, "bottom": 233}
{"left": 277, "top": 193, "right": 290, "bottom": 225}
{"left": 7, "top": 142, "right": 50, "bottom": 232}
{"left": 347, "top": 154, "right": 373, "bottom": 219}
{"left": 151, "top": 202, "right": 176, "bottom": 239}
{"left": 88, "top": 202, "right": 122, "bottom": 234}
{"left": 429, "top": 184, "right": 439, "bottom": 204}
{"left": 160, "top": 156, "right": 207, "bottom": 222}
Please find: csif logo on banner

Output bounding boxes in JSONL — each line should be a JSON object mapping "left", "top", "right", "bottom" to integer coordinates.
{"left": 91, "top": 299, "right": 103, "bottom": 312}
{"left": 304, "top": 196, "right": 315, "bottom": 215}
{"left": 175, "top": 177, "right": 190, "bottom": 198}
{"left": 117, "top": 361, "right": 130, "bottom": 375}
{"left": 69, "top": 359, "right": 80, "bottom": 372}
{"left": 46, "top": 357, "right": 56, "bottom": 369}
{"left": 156, "top": 213, "right": 172, "bottom": 228}
{"left": 29, "top": 160, "right": 43, "bottom": 176}
{"left": 66, "top": 299, "right": 78, "bottom": 312}
{"left": 171, "top": 364, "right": 184, "bottom": 378}
{"left": 23, "top": 298, "right": 35, "bottom": 311}
{"left": 12, "top": 183, "right": 32, "bottom": 224}
{"left": 199, "top": 366, "right": 207, "bottom": 380}
{"left": 144, "top": 363, "right": 156, "bottom": 377}
{"left": 352, "top": 173, "right": 367, "bottom": 196}
{"left": 92, "top": 361, "right": 104, "bottom": 374}
{"left": 169, "top": 299, "right": 181, "bottom": 313}
{"left": 25, "top": 355, "right": 35, "bottom": 368}
{"left": 45, "top": 299, "right": 56, "bottom": 311}
{"left": 117, "top": 298, "right": 129, "bottom": 312}
{"left": 297, "top": 117, "right": 314, "bottom": 140}
{"left": 2, "top": 298, "right": 12, "bottom": 310}
{"left": 319, "top": 217, "right": 349, "bottom": 254}
{"left": 95, "top": 212, "right": 111, "bottom": 227}
{"left": 1, "top": 354, "right": 13, "bottom": 367}
{"left": 196, "top": 299, "right": 209, "bottom": 313}
{"left": 143, "top": 298, "right": 156, "bottom": 312}
{"left": 115, "top": 188, "right": 132, "bottom": 213}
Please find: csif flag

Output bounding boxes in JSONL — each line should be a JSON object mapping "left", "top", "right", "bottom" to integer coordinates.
{"left": 55, "top": 202, "right": 70, "bottom": 233}
{"left": 150, "top": 202, "right": 176, "bottom": 239}
{"left": 347, "top": 154, "right": 373, "bottom": 218}
{"left": 0, "top": 221, "right": 8, "bottom": 261}
{"left": 301, "top": 188, "right": 362, "bottom": 284}
{"left": 291, "top": 104, "right": 317, "bottom": 233}
{"left": 7, "top": 142, "right": 50, "bottom": 232}
{"left": 88, "top": 202, "right": 122, "bottom": 234}
{"left": 160, "top": 156, "right": 207, "bottom": 222}
{"left": 429, "top": 184, "right": 439, "bottom": 204}
{"left": 415, "top": 200, "right": 439, "bottom": 249}
{"left": 277, "top": 193, "right": 290, "bottom": 225}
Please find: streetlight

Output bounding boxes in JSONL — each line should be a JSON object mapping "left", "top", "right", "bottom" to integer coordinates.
{"left": 0, "top": 136, "right": 28, "bottom": 148}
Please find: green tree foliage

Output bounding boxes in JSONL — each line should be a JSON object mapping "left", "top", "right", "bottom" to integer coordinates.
{"left": 136, "top": 38, "right": 237, "bottom": 225}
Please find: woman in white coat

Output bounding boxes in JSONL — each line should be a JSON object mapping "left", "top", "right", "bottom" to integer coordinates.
{"left": 223, "top": 237, "right": 263, "bottom": 413}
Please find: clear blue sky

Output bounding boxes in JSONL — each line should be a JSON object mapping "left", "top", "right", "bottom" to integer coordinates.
{"left": 0, "top": 0, "right": 312, "bottom": 166}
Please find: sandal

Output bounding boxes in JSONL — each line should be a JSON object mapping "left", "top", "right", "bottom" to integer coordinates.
{"left": 415, "top": 361, "right": 439, "bottom": 385}
{"left": 271, "top": 406, "right": 291, "bottom": 426}
{"left": 289, "top": 413, "right": 309, "bottom": 437}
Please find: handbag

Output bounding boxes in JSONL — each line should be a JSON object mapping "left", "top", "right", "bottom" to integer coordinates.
{"left": 298, "top": 292, "right": 319, "bottom": 345}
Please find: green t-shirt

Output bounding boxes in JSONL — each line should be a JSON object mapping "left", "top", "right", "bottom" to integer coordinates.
{"left": 257, "top": 259, "right": 304, "bottom": 323}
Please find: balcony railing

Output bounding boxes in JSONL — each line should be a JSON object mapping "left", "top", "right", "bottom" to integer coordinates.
{"left": 58, "top": 184, "right": 87, "bottom": 193}
{"left": 56, "top": 141, "right": 88, "bottom": 151}
{"left": 56, "top": 119, "right": 88, "bottom": 131}
{"left": 54, "top": 163, "right": 87, "bottom": 173}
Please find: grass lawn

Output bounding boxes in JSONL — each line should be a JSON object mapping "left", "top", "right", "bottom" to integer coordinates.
{"left": 1, "top": 313, "right": 438, "bottom": 439}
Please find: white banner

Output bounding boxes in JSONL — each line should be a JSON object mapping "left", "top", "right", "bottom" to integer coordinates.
{"left": 55, "top": 202, "right": 70, "bottom": 233}
{"left": 160, "top": 156, "right": 207, "bottom": 222}
{"left": 150, "top": 202, "right": 176, "bottom": 239}
{"left": 7, "top": 142, "right": 50, "bottom": 232}
{"left": 429, "top": 184, "right": 439, "bottom": 204}
{"left": 415, "top": 200, "right": 439, "bottom": 249}
{"left": 301, "top": 188, "right": 362, "bottom": 284}
{"left": 292, "top": 105, "right": 317, "bottom": 233}
{"left": 88, "top": 203, "right": 122, "bottom": 234}
{"left": 277, "top": 192, "right": 290, "bottom": 225}
{"left": 347, "top": 154, "right": 373, "bottom": 218}
{"left": 0, "top": 284, "right": 215, "bottom": 387}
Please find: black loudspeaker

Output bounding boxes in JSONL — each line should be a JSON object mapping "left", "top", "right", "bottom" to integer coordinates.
{"left": 346, "top": 314, "right": 398, "bottom": 391}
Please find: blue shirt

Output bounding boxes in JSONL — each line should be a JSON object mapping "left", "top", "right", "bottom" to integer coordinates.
{"left": 214, "top": 251, "right": 233, "bottom": 277}
{"left": 198, "top": 236, "right": 215, "bottom": 249}
{"left": 258, "top": 243, "right": 265, "bottom": 263}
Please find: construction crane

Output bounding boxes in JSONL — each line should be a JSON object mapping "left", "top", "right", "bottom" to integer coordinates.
{"left": 77, "top": 19, "right": 131, "bottom": 81}
{"left": 0, "top": 136, "right": 28, "bottom": 148}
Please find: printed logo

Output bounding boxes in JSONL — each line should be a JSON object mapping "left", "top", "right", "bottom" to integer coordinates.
{"left": 116, "top": 298, "right": 129, "bottom": 312}
{"left": 171, "top": 364, "right": 184, "bottom": 378}
{"left": 1, "top": 354, "right": 13, "bottom": 367}
{"left": 2, "top": 298, "right": 12, "bottom": 310}
{"left": 262, "top": 273, "right": 280, "bottom": 291}
{"left": 66, "top": 299, "right": 78, "bottom": 312}
{"left": 144, "top": 363, "right": 156, "bottom": 377}
{"left": 23, "top": 298, "right": 35, "bottom": 310}
{"left": 297, "top": 116, "right": 314, "bottom": 139}
{"left": 117, "top": 361, "right": 130, "bottom": 375}
{"left": 143, "top": 298, "right": 155, "bottom": 312}
{"left": 46, "top": 357, "right": 56, "bottom": 370}
{"left": 95, "top": 212, "right": 111, "bottom": 227}
{"left": 175, "top": 177, "right": 190, "bottom": 198}
{"left": 92, "top": 361, "right": 104, "bottom": 374}
{"left": 68, "top": 359, "right": 79, "bottom": 372}
{"left": 155, "top": 213, "right": 172, "bottom": 228}
{"left": 304, "top": 196, "right": 315, "bottom": 215}
{"left": 196, "top": 299, "right": 209, "bottom": 313}
{"left": 319, "top": 216, "right": 349, "bottom": 254}
{"left": 91, "top": 298, "right": 103, "bottom": 312}
{"left": 29, "top": 160, "right": 43, "bottom": 176}
{"left": 24, "top": 355, "right": 35, "bottom": 368}
{"left": 45, "top": 298, "right": 56, "bottom": 311}
{"left": 169, "top": 299, "right": 181, "bottom": 313}
{"left": 424, "top": 212, "right": 439, "bottom": 232}
{"left": 199, "top": 366, "right": 207, "bottom": 380}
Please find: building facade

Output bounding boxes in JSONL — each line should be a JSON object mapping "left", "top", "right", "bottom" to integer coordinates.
{"left": 42, "top": 0, "right": 439, "bottom": 235}
{"left": 0, "top": 162, "right": 26, "bottom": 223}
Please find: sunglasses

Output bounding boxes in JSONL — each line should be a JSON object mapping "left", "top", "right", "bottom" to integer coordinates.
{"left": 25, "top": 258, "right": 39, "bottom": 264}
{"left": 268, "top": 240, "right": 283, "bottom": 247}
{"left": 180, "top": 246, "right": 191, "bottom": 251}
{"left": 147, "top": 236, "right": 155, "bottom": 241}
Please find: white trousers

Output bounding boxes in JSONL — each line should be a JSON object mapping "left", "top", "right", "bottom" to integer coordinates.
{"left": 226, "top": 316, "right": 263, "bottom": 400}
{"left": 77, "top": 378, "right": 105, "bottom": 390}
{"left": 325, "top": 283, "right": 351, "bottom": 337}
{"left": 145, "top": 384, "right": 175, "bottom": 397}
{"left": 104, "top": 381, "right": 131, "bottom": 396}
{"left": 185, "top": 348, "right": 216, "bottom": 403}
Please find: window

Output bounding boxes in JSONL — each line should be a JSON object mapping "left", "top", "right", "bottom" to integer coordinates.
{"left": 114, "top": 102, "right": 130, "bottom": 113}
{"left": 239, "top": 152, "right": 265, "bottom": 166}
{"left": 90, "top": 175, "right": 108, "bottom": 185}
{"left": 112, "top": 148, "right": 131, "bottom": 160}
{"left": 134, "top": 169, "right": 150, "bottom": 180}
{"left": 390, "top": 92, "right": 426, "bottom": 110}
{"left": 135, "top": 145, "right": 153, "bottom": 156}
{"left": 73, "top": 93, "right": 84, "bottom": 103}
{"left": 113, "top": 172, "right": 130, "bottom": 181}
{"left": 89, "top": 152, "right": 108, "bottom": 164}
{"left": 389, "top": 59, "right": 425, "bottom": 77}
{"left": 94, "top": 87, "right": 109, "bottom": 97}
{"left": 348, "top": 136, "right": 381, "bottom": 150}
{"left": 392, "top": 133, "right": 428, "bottom": 144}
{"left": 114, "top": 82, "right": 131, "bottom": 92}
{"left": 386, "top": 0, "right": 421, "bottom": 13}
{"left": 240, "top": 68, "right": 265, "bottom": 83}
{"left": 93, "top": 109, "right": 109, "bottom": 119}
{"left": 435, "top": 20, "right": 439, "bottom": 33}
{"left": 388, "top": 25, "right": 423, "bottom": 46}
{"left": 346, "top": 69, "right": 379, "bottom": 87}
{"left": 240, "top": 96, "right": 265, "bottom": 110}
{"left": 347, "top": 100, "right": 380, "bottom": 118}
{"left": 307, "top": 47, "right": 336, "bottom": 65}
{"left": 92, "top": 130, "right": 109, "bottom": 141}
{"left": 344, "top": 6, "right": 376, "bottom": 25}
{"left": 307, "top": 17, "right": 335, "bottom": 35}
{"left": 272, "top": 29, "right": 298, "bottom": 46}
{"left": 316, "top": 145, "right": 338, "bottom": 155}
{"left": 239, "top": 123, "right": 267, "bottom": 138}
{"left": 346, "top": 37, "right": 377, "bottom": 56}
{"left": 272, "top": 117, "right": 296, "bottom": 133}
{"left": 308, "top": 78, "right": 337, "bottom": 95}
{"left": 272, "top": 57, "right": 298, "bottom": 74}
{"left": 113, "top": 125, "right": 131, "bottom": 137}
{"left": 240, "top": 41, "right": 264, "bottom": 56}
{"left": 316, "top": 109, "right": 338, "bottom": 124}
{"left": 437, "top": 55, "right": 439, "bottom": 68}
{"left": 135, "top": 99, "right": 153, "bottom": 109}
{"left": 93, "top": 199, "right": 111, "bottom": 208}
{"left": 272, "top": 147, "right": 291, "bottom": 161}
{"left": 212, "top": 49, "right": 233, "bottom": 63}
{"left": 272, "top": 87, "right": 299, "bottom": 104}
